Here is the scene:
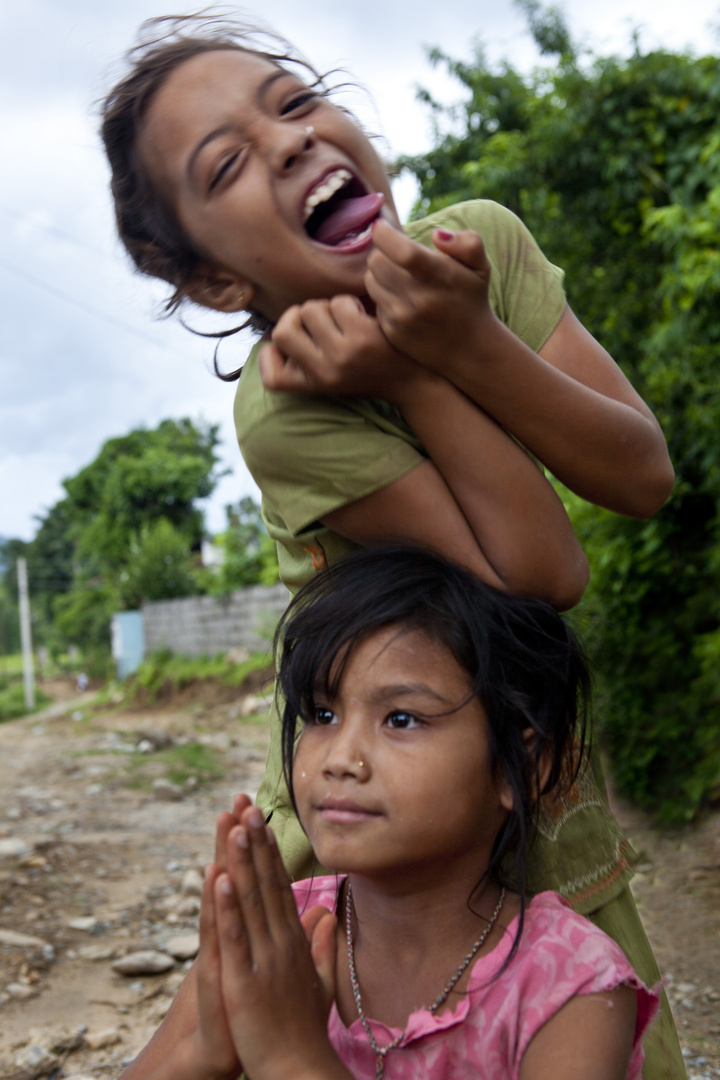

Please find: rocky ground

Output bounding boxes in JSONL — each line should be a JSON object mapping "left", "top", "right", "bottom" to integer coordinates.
{"left": 0, "top": 679, "right": 718, "bottom": 1079}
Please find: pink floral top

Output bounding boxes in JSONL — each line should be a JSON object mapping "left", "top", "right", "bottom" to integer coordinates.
{"left": 292, "top": 877, "right": 658, "bottom": 1080}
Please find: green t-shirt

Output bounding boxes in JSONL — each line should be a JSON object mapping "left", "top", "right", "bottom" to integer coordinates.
{"left": 234, "top": 199, "right": 566, "bottom": 594}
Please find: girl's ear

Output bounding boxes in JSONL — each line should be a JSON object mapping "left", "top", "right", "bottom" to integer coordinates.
{"left": 185, "top": 267, "right": 255, "bottom": 313}
{"left": 523, "top": 727, "right": 553, "bottom": 801}
{"left": 497, "top": 728, "right": 553, "bottom": 813}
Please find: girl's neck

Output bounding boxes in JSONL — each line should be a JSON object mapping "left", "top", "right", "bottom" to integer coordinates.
{"left": 345, "top": 863, "right": 511, "bottom": 953}
{"left": 333, "top": 864, "right": 521, "bottom": 1031}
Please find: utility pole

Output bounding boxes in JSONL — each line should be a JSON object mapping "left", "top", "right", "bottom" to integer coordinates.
{"left": 17, "top": 557, "right": 35, "bottom": 711}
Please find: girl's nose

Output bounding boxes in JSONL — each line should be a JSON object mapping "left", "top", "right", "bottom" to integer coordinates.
{"left": 321, "top": 724, "right": 369, "bottom": 780}
{"left": 266, "top": 120, "right": 316, "bottom": 173}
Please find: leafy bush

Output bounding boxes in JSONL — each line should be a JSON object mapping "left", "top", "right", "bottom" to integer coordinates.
{"left": 0, "top": 682, "right": 51, "bottom": 723}
{"left": 403, "top": 7, "right": 720, "bottom": 820}
{"left": 125, "top": 649, "right": 273, "bottom": 703}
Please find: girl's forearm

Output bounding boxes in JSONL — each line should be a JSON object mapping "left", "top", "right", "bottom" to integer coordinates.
{"left": 117, "top": 967, "right": 239, "bottom": 1080}
{"left": 118, "top": 1032, "right": 228, "bottom": 1080}
{"left": 393, "top": 370, "right": 589, "bottom": 610}
{"left": 434, "top": 312, "right": 673, "bottom": 519}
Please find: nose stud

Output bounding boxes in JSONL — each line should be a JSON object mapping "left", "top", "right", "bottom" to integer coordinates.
{"left": 305, "top": 125, "right": 314, "bottom": 136}
{"left": 358, "top": 761, "right": 364, "bottom": 768}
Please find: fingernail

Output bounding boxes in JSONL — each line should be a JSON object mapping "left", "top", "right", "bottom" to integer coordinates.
{"left": 436, "top": 228, "right": 454, "bottom": 240}
{"left": 220, "top": 875, "right": 233, "bottom": 895}
{"left": 236, "top": 828, "right": 249, "bottom": 849}
{"left": 247, "top": 807, "right": 264, "bottom": 829}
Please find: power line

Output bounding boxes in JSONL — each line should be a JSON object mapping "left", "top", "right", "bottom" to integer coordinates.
{"left": 0, "top": 253, "right": 167, "bottom": 347}
{"left": 0, "top": 203, "right": 115, "bottom": 262}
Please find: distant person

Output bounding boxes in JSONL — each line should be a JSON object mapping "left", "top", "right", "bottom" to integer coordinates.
{"left": 101, "top": 15, "right": 680, "bottom": 1076}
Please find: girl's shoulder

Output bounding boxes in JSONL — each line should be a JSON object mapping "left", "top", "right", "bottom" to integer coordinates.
{"left": 405, "top": 198, "right": 522, "bottom": 246}
{"left": 477, "top": 891, "right": 658, "bottom": 1054}
{"left": 507, "top": 890, "right": 639, "bottom": 976}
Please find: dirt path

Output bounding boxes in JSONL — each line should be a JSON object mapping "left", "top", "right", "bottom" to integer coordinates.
{"left": 0, "top": 685, "right": 718, "bottom": 1079}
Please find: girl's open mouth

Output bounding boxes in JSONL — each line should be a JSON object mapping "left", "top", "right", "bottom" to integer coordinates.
{"left": 303, "top": 170, "right": 384, "bottom": 249}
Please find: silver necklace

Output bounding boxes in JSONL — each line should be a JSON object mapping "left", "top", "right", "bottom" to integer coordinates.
{"left": 345, "top": 882, "right": 506, "bottom": 1080}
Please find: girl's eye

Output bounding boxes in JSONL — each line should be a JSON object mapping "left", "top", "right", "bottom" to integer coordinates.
{"left": 386, "top": 711, "right": 421, "bottom": 730}
{"left": 280, "top": 91, "right": 318, "bottom": 116}
{"left": 311, "top": 706, "right": 337, "bottom": 726}
{"left": 209, "top": 151, "right": 241, "bottom": 191}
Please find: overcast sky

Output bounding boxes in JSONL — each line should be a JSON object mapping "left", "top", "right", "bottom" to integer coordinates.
{"left": 2, "top": 0, "right": 719, "bottom": 542}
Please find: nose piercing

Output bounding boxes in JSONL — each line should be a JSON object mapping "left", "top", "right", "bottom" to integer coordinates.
{"left": 305, "top": 125, "right": 314, "bottom": 136}
{"left": 358, "top": 761, "right": 364, "bottom": 768}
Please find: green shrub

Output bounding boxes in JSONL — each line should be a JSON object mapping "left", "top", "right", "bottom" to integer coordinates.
{"left": 125, "top": 649, "right": 273, "bottom": 703}
{"left": 0, "top": 682, "right": 51, "bottom": 723}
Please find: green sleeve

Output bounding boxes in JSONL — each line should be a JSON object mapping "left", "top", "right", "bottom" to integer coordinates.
{"left": 406, "top": 199, "right": 567, "bottom": 352}
{"left": 234, "top": 351, "right": 424, "bottom": 537}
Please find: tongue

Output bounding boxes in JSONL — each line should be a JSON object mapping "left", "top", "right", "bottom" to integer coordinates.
{"left": 314, "top": 192, "right": 384, "bottom": 246}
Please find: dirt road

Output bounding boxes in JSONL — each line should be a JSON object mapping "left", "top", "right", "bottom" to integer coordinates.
{"left": 0, "top": 683, "right": 718, "bottom": 1079}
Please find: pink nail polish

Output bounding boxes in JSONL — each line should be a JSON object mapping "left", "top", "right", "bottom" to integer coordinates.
{"left": 220, "top": 876, "right": 233, "bottom": 895}
{"left": 436, "top": 228, "right": 454, "bottom": 240}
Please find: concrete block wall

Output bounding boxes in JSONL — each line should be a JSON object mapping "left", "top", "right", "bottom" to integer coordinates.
{"left": 143, "top": 583, "right": 290, "bottom": 658}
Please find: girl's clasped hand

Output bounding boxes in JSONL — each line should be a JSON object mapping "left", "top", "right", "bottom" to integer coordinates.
{"left": 197, "top": 799, "right": 343, "bottom": 1080}
{"left": 258, "top": 219, "right": 494, "bottom": 405}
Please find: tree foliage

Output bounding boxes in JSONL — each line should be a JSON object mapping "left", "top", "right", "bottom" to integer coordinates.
{"left": 402, "top": 9, "right": 720, "bottom": 819}
{"left": 200, "top": 497, "right": 280, "bottom": 596}
{"left": 1, "top": 419, "right": 231, "bottom": 660}
{"left": 63, "top": 418, "right": 222, "bottom": 570}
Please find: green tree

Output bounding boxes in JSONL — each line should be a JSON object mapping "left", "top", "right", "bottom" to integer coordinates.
{"left": 402, "top": 8, "right": 720, "bottom": 819}
{"left": 43, "top": 418, "right": 222, "bottom": 659}
{"left": 64, "top": 418, "right": 222, "bottom": 571}
{"left": 117, "top": 518, "right": 200, "bottom": 608}
{"left": 0, "top": 540, "right": 24, "bottom": 655}
{"left": 200, "top": 497, "right": 280, "bottom": 596}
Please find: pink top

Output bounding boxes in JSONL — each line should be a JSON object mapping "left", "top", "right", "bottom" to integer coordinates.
{"left": 292, "top": 877, "right": 658, "bottom": 1080}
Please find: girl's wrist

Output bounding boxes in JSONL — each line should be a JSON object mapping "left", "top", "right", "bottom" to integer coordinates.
{"left": 184, "top": 1030, "right": 240, "bottom": 1080}
{"left": 386, "top": 364, "right": 446, "bottom": 415}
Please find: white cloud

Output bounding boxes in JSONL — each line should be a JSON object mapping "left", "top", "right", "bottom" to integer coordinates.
{"left": 2, "top": 0, "right": 718, "bottom": 540}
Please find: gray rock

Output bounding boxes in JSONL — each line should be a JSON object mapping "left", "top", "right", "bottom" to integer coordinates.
{"left": 239, "top": 693, "right": 273, "bottom": 717}
{"left": 152, "top": 779, "right": 183, "bottom": 801}
{"left": 7, "top": 982, "right": 39, "bottom": 1000}
{"left": 112, "top": 950, "right": 176, "bottom": 976}
{"left": 0, "top": 928, "right": 50, "bottom": 949}
{"left": 78, "top": 943, "right": 117, "bottom": 961}
{"left": 179, "top": 868, "right": 204, "bottom": 897}
{"left": 26, "top": 1025, "right": 85, "bottom": 1055}
{"left": 163, "top": 933, "right": 199, "bottom": 961}
{"left": 14, "top": 1044, "right": 56, "bottom": 1072}
{"left": 0, "top": 837, "right": 31, "bottom": 861}
{"left": 175, "top": 896, "right": 201, "bottom": 917}
{"left": 68, "top": 916, "right": 100, "bottom": 933}
{"left": 84, "top": 1028, "right": 122, "bottom": 1050}
{"left": 136, "top": 728, "right": 174, "bottom": 750}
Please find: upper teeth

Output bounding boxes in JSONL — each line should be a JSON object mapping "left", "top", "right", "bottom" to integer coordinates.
{"left": 303, "top": 169, "right": 352, "bottom": 221}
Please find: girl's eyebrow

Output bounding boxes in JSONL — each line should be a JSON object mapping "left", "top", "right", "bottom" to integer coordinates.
{"left": 185, "top": 70, "right": 294, "bottom": 183}
{"left": 369, "top": 683, "right": 455, "bottom": 706}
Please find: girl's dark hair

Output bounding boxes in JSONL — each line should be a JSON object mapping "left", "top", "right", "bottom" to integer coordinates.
{"left": 275, "top": 545, "right": 590, "bottom": 949}
{"left": 100, "top": 13, "right": 328, "bottom": 346}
